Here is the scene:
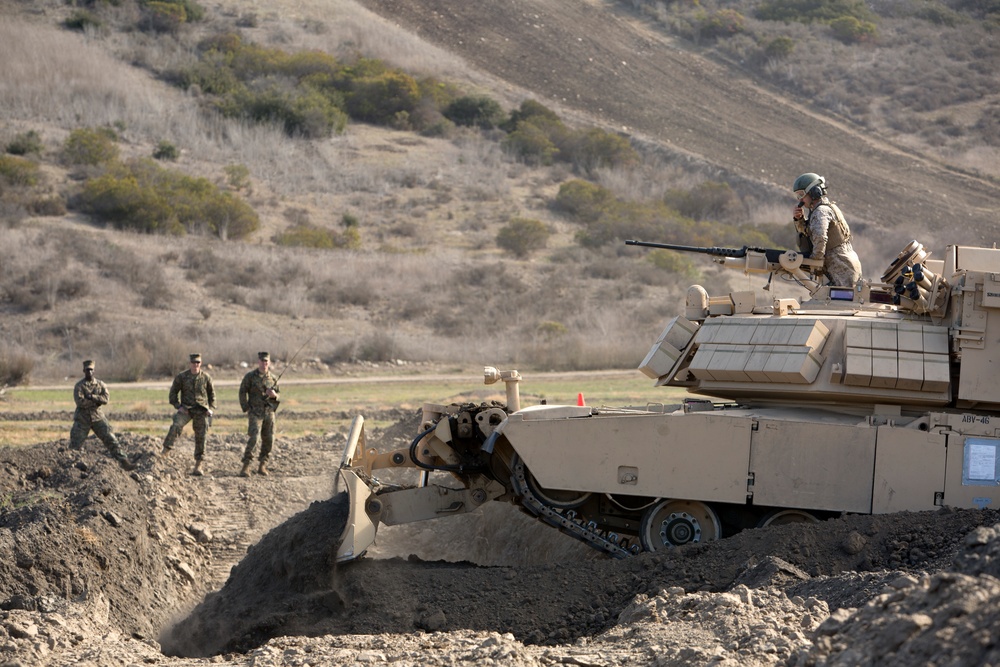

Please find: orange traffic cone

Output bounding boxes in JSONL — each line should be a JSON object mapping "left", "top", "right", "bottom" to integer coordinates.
{"left": 577, "top": 392, "right": 586, "bottom": 406}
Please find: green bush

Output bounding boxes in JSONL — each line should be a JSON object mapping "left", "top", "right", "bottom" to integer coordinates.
{"left": 561, "top": 128, "right": 639, "bottom": 173}
{"left": 274, "top": 223, "right": 361, "bottom": 249}
{"left": 646, "top": 249, "right": 701, "bottom": 280}
{"left": 0, "top": 156, "right": 41, "bottom": 187}
{"left": 139, "top": 1, "right": 187, "bottom": 33}
{"left": 502, "top": 123, "right": 559, "bottom": 165}
{"left": 756, "top": 0, "right": 877, "bottom": 25}
{"left": 663, "top": 181, "right": 741, "bottom": 221}
{"left": 496, "top": 217, "right": 551, "bottom": 258}
{"left": 224, "top": 164, "right": 251, "bottom": 191}
{"left": 443, "top": 95, "right": 506, "bottom": 129}
{"left": 77, "top": 158, "right": 259, "bottom": 239}
{"left": 153, "top": 140, "right": 179, "bottom": 160}
{"left": 763, "top": 36, "right": 796, "bottom": 59}
{"left": 700, "top": 9, "right": 746, "bottom": 39}
{"left": 346, "top": 72, "right": 421, "bottom": 125}
{"left": 6, "top": 131, "right": 43, "bottom": 156}
{"left": 503, "top": 99, "right": 561, "bottom": 132}
{"left": 215, "top": 83, "right": 348, "bottom": 138}
{"left": 64, "top": 9, "right": 103, "bottom": 32}
{"left": 829, "top": 16, "right": 877, "bottom": 43}
{"left": 63, "top": 128, "right": 119, "bottom": 166}
{"left": 553, "top": 179, "right": 616, "bottom": 222}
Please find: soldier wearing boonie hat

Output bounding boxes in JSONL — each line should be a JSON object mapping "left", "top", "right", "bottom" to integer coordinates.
{"left": 70, "top": 359, "right": 134, "bottom": 470}
{"left": 238, "top": 351, "right": 280, "bottom": 477}
{"left": 160, "top": 353, "right": 216, "bottom": 476}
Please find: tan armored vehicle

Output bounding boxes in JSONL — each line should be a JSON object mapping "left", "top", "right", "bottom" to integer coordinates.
{"left": 336, "top": 240, "right": 1000, "bottom": 561}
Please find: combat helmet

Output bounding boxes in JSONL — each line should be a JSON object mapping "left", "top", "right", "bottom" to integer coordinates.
{"left": 793, "top": 173, "right": 826, "bottom": 199}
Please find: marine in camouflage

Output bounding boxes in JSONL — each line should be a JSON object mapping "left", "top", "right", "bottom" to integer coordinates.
{"left": 161, "top": 354, "right": 216, "bottom": 462}
{"left": 238, "top": 352, "right": 280, "bottom": 468}
{"left": 803, "top": 198, "right": 863, "bottom": 287}
{"left": 70, "top": 361, "right": 132, "bottom": 469}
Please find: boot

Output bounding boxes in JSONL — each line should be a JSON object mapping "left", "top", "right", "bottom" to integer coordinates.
{"left": 191, "top": 460, "right": 204, "bottom": 477}
{"left": 257, "top": 460, "right": 268, "bottom": 476}
{"left": 116, "top": 454, "right": 136, "bottom": 471}
{"left": 239, "top": 461, "right": 252, "bottom": 478}
{"left": 159, "top": 446, "right": 171, "bottom": 458}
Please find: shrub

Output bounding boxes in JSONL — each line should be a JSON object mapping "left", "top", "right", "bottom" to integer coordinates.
{"left": 502, "top": 123, "right": 559, "bottom": 165}
{"left": 138, "top": 1, "right": 187, "bottom": 34}
{"left": 64, "top": 10, "right": 103, "bottom": 32}
{"left": 663, "top": 181, "right": 741, "bottom": 221}
{"left": 0, "top": 156, "right": 41, "bottom": 187}
{"left": 503, "top": 99, "right": 561, "bottom": 132}
{"left": 443, "top": 95, "right": 506, "bottom": 129}
{"left": 346, "top": 72, "right": 421, "bottom": 125}
{"left": 562, "top": 128, "right": 639, "bottom": 173}
{"left": 762, "top": 36, "right": 796, "bottom": 59}
{"left": 77, "top": 158, "right": 259, "bottom": 239}
{"left": 0, "top": 344, "right": 34, "bottom": 386}
{"left": 553, "top": 179, "right": 617, "bottom": 221}
{"left": 496, "top": 217, "right": 551, "bottom": 258}
{"left": 224, "top": 164, "right": 251, "bottom": 191}
{"left": 28, "top": 196, "right": 67, "bottom": 217}
{"left": 216, "top": 82, "right": 348, "bottom": 138}
{"left": 700, "top": 9, "right": 746, "bottom": 39}
{"left": 646, "top": 249, "right": 701, "bottom": 280}
{"left": 756, "top": 0, "right": 877, "bottom": 24}
{"left": 6, "top": 131, "right": 43, "bottom": 156}
{"left": 274, "top": 223, "right": 360, "bottom": 249}
{"left": 152, "top": 140, "right": 179, "bottom": 160}
{"left": 63, "top": 128, "right": 119, "bottom": 166}
{"left": 829, "top": 16, "right": 877, "bottom": 43}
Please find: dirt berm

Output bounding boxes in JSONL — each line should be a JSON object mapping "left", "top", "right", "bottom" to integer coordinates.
{"left": 4, "top": 411, "right": 1000, "bottom": 666}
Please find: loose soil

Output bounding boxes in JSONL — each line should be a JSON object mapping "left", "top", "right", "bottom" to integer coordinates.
{"left": 4, "top": 409, "right": 1000, "bottom": 666}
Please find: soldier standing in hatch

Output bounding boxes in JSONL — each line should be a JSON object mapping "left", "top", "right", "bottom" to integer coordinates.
{"left": 238, "top": 351, "right": 280, "bottom": 477}
{"left": 160, "top": 353, "right": 216, "bottom": 476}
{"left": 70, "top": 360, "right": 134, "bottom": 470}
{"left": 791, "top": 172, "right": 863, "bottom": 287}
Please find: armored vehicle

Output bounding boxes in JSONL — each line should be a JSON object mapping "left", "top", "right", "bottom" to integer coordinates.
{"left": 336, "top": 240, "right": 1000, "bottom": 561}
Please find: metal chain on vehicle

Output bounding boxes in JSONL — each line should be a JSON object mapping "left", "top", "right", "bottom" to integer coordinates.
{"left": 511, "top": 457, "right": 633, "bottom": 559}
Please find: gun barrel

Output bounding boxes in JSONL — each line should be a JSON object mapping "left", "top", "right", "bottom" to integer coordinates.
{"left": 625, "top": 240, "right": 748, "bottom": 258}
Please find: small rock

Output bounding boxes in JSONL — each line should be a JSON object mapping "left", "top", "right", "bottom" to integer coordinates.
{"left": 102, "top": 511, "right": 123, "bottom": 528}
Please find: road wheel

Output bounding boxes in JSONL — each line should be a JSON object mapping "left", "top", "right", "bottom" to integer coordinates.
{"left": 756, "top": 509, "right": 820, "bottom": 527}
{"left": 640, "top": 499, "right": 721, "bottom": 552}
{"left": 524, "top": 469, "right": 592, "bottom": 509}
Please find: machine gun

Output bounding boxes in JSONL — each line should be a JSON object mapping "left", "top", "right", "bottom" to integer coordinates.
{"left": 624, "top": 240, "right": 824, "bottom": 293}
{"left": 266, "top": 333, "right": 315, "bottom": 411}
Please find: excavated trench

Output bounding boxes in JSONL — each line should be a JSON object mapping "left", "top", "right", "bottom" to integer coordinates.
{"left": 5, "top": 414, "right": 1000, "bottom": 661}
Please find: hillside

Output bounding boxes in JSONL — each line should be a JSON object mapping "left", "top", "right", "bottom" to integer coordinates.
{"left": 2, "top": 0, "right": 999, "bottom": 385}
{"left": 356, "top": 0, "right": 1000, "bottom": 244}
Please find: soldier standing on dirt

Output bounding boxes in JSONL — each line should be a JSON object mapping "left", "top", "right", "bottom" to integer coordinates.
{"left": 70, "top": 360, "right": 134, "bottom": 470}
{"left": 160, "top": 353, "right": 216, "bottom": 476}
{"left": 238, "top": 351, "right": 280, "bottom": 477}
{"left": 792, "top": 172, "right": 863, "bottom": 287}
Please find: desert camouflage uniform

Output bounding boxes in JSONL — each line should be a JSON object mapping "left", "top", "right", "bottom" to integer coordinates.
{"left": 804, "top": 197, "right": 863, "bottom": 287}
{"left": 70, "top": 376, "right": 128, "bottom": 464}
{"left": 238, "top": 368, "right": 279, "bottom": 464}
{"left": 161, "top": 369, "right": 216, "bottom": 460}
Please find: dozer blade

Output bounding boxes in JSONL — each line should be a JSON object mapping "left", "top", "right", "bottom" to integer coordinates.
{"left": 335, "top": 416, "right": 383, "bottom": 563}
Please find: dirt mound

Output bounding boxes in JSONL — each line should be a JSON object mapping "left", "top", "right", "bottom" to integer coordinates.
{"left": 0, "top": 436, "right": 189, "bottom": 640}
{"left": 5, "top": 413, "right": 1000, "bottom": 666}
